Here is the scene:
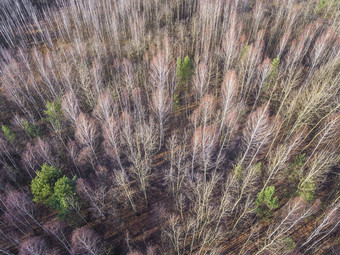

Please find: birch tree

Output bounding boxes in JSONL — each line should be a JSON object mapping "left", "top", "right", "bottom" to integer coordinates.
{"left": 75, "top": 112, "right": 100, "bottom": 165}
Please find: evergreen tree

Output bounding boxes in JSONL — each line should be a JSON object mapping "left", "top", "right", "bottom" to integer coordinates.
{"left": 177, "top": 55, "right": 193, "bottom": 85}
{"left": 50, "top": 175, "right": 76, "bottom": 212}
{"left": 31, "top": 163, "right": 61, "bottom": 203}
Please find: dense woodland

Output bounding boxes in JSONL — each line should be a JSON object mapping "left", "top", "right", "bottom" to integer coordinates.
{"left": 0, "top": 0, "right": 339, "bottom": 254}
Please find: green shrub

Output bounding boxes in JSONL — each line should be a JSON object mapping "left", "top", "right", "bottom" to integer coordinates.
{"left": 315, "top": 0, "right": 339, "bottom": 16}
{"left": 317, "top": 0, "right": 329, "bottom": 11}
{"left": 233, "top": 164, "right": 243, "bottom": 180}
{"left": 292, "top": 154, "right": 306, "bottom": 170}
{"left": 234, "top": 163, "right": 261, "bottom": 181}
{"left": 255, "top": 162, "right": 262, "bottom": 175}
{"left": 24, "top": 121, "right": 41, "bottom": 138}
{"left": 285, "top": 154, "right": 306, "bottom": 198}
{"left": 284, "top": 237, "right": 296, "bottom": 251}
{"left": 44, "top": 100, "right": 62, "bottom": 129}
{"left": 1, "top": 125, "right": 15, "bottom": 144}
{"left": 298, "top": 178, "right": 316, "bottom": 201}
{"left": 256, "top": 186, "right": 279, "bottom": 218}
{"left": 173, "top": 93, "right": 180, "bottom": 109}
{"left": 270, "top": 55, "right": 280, "bottom": 79}
{"left": 240, "top": 44, "right": 249, "bottom": 57}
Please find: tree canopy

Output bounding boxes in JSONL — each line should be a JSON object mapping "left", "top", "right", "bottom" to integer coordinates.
{"left": 31, "top": 163, "right": 61, "bottom": 203}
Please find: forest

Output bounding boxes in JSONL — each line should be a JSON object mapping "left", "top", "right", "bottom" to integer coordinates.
{"left": 0, "top": 0, "right": 339, "bottom": 254}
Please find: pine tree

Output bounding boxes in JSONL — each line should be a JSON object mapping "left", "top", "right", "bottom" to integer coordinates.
{"left": 177, "top": 56, "right": 193, "bottom": 85}
{"left": 31, "top": 163, "right": 61, "bottom": 203}
{"left": 50, "top": 175, "right": 76, "bottom": 212}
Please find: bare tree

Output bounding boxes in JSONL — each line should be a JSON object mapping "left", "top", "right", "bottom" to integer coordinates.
{"left": 165, "top": 131, "right": 190, "bottom": 198}
{"left": 113, "top": 169, "right": 137, "bottom": 213}
{"left": 191, "top": 125, "right": 219, "bottom": 179}
{"left": 214, "top": 173, "right": 238, "bottom": 232}
{"left": 128, "top": 9, "right": 146, "bottom": 54}
{"left": 66, "top": 139, "right": 81, "bottom": 176}
{"left": 252, "top": 57, "right": 271, "bottom": 112}
{"left": 191, "top": 125, "right": 201, "bottom": 181}
{"left": 21, "top": 142, "right": 42, "bottom": 178}
{"left": 76, "top": 178, "right": 106, "bottom": 219}
{"left": 146, "top": 245, "right": 159, "bottom": 255}
{"left": 71, "top": 227, "right": 103, "bottom": 255}
{"left": 1, "top": 57, "right": 39, "bottom": 120}
{"left": 193, "top": 61, "right": 210, "bottom": 101}
{"left": 161, "top": 214, "right": 187, "bottom": 254}
{"left": 0, "top": 1, "right": 340, "bottom": 254}
{"left": 151, "top": 86, "right": 171, "bottom": 149}
{"left": 2, "top": 190, "right": 32, "bottom": 234}
{"left": 251, "top": 2, "right": 266, "bottom": 40}
{"left": 263, "top": 128, "right": 307, "bottom": 190}
{"left": 3, "top": 189, "right": 72, "bottom": 253}
{"left": 239, "top": 103, "right": 277, "bottom": 167}
{"left": 0, "top": 138, "right": 20, "bottom": 175}
{"left": 93, "top": 89, "right": 115, "bottom": 123}
{"left": 132, "top": 87, "right": 145, "bottom": 121}
{"left": 238, "top": 43, "right": 262, "bottom": 102}
{"left": 255, "top": 197, "right": 319, "bottom": 255}
{"left": 20, "top": 138, "right": 59, "bottom": 177}
{"left": 121, "top": 58, "right": 136, "bottom": 93}
{"left": 219, "top": 69, "right": 238, "bottom": 136}
{"left": 301, "top": 200, "right": 340, "bottom": 253}
{"left": 197, "top": 94, "right": 216, "bottom": 128}
{"left": 32, "top": 138, "right": 54, "bottom": 166}
{"left": 62, "top": 91, "right": 80, "bottom": 125}
{"left": 221, "top": 9, "right": 242, "bottom": 71}
{"left": 305, "top": 114, "right": 340, "bottom": 159}
{"left": 150, "top": 50, "right": 170, "bottom": 89}
{"left": 75, "top": 112, "right": 100, "bottom": 164}
{"left": 103, "top": 116, "right": 123, "bottom": 170}
{"left": 150, "top": 50, "right": 172, "bottom": 149}
{"left": 190, "top": 95, "right": 218, "bottom": 179}
{"left": 231, "top": 163, "right": 261, "bottom": 216}
{"left": 77, "top": 61, "right": 96, "bottom": 108}
{"left": 298, "top": 150, "right": 337, "bottom": 197}
{"left": 183, "top": 173, "right": 223, "bottom": 254}
{"left": 127, "top": 251, "right": 143, "bottom": 255}
{"left": 91, "top": 58, "right": 104, "bottom": 99}
{"left": 285, "top": 22, "right": 318, "bottom": 72}
{"left": 124, "top": 120, "right": 157, "bottom": 205}
{"left": 76, "top": 146, "right": 96, "bottom": 173}
{"left": 309, "top": 27, "right": 335, "bottom": 79}
{"left": 44, "top": 218, "right": 71, "bottom": 253}
{"left": 119, "top": 112, "right": 157, "bottom": 205}
{"left": 19, "top": 237, "right": 47, "bottom": 255}
{"left": 4, "top": 191, "right": 49, "bottom": 236}
{"left": 277, "top": 31, "right": 291, "bottom": 58}
{"left": 0, "top": 247, "right": 13, "bottom": 255}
